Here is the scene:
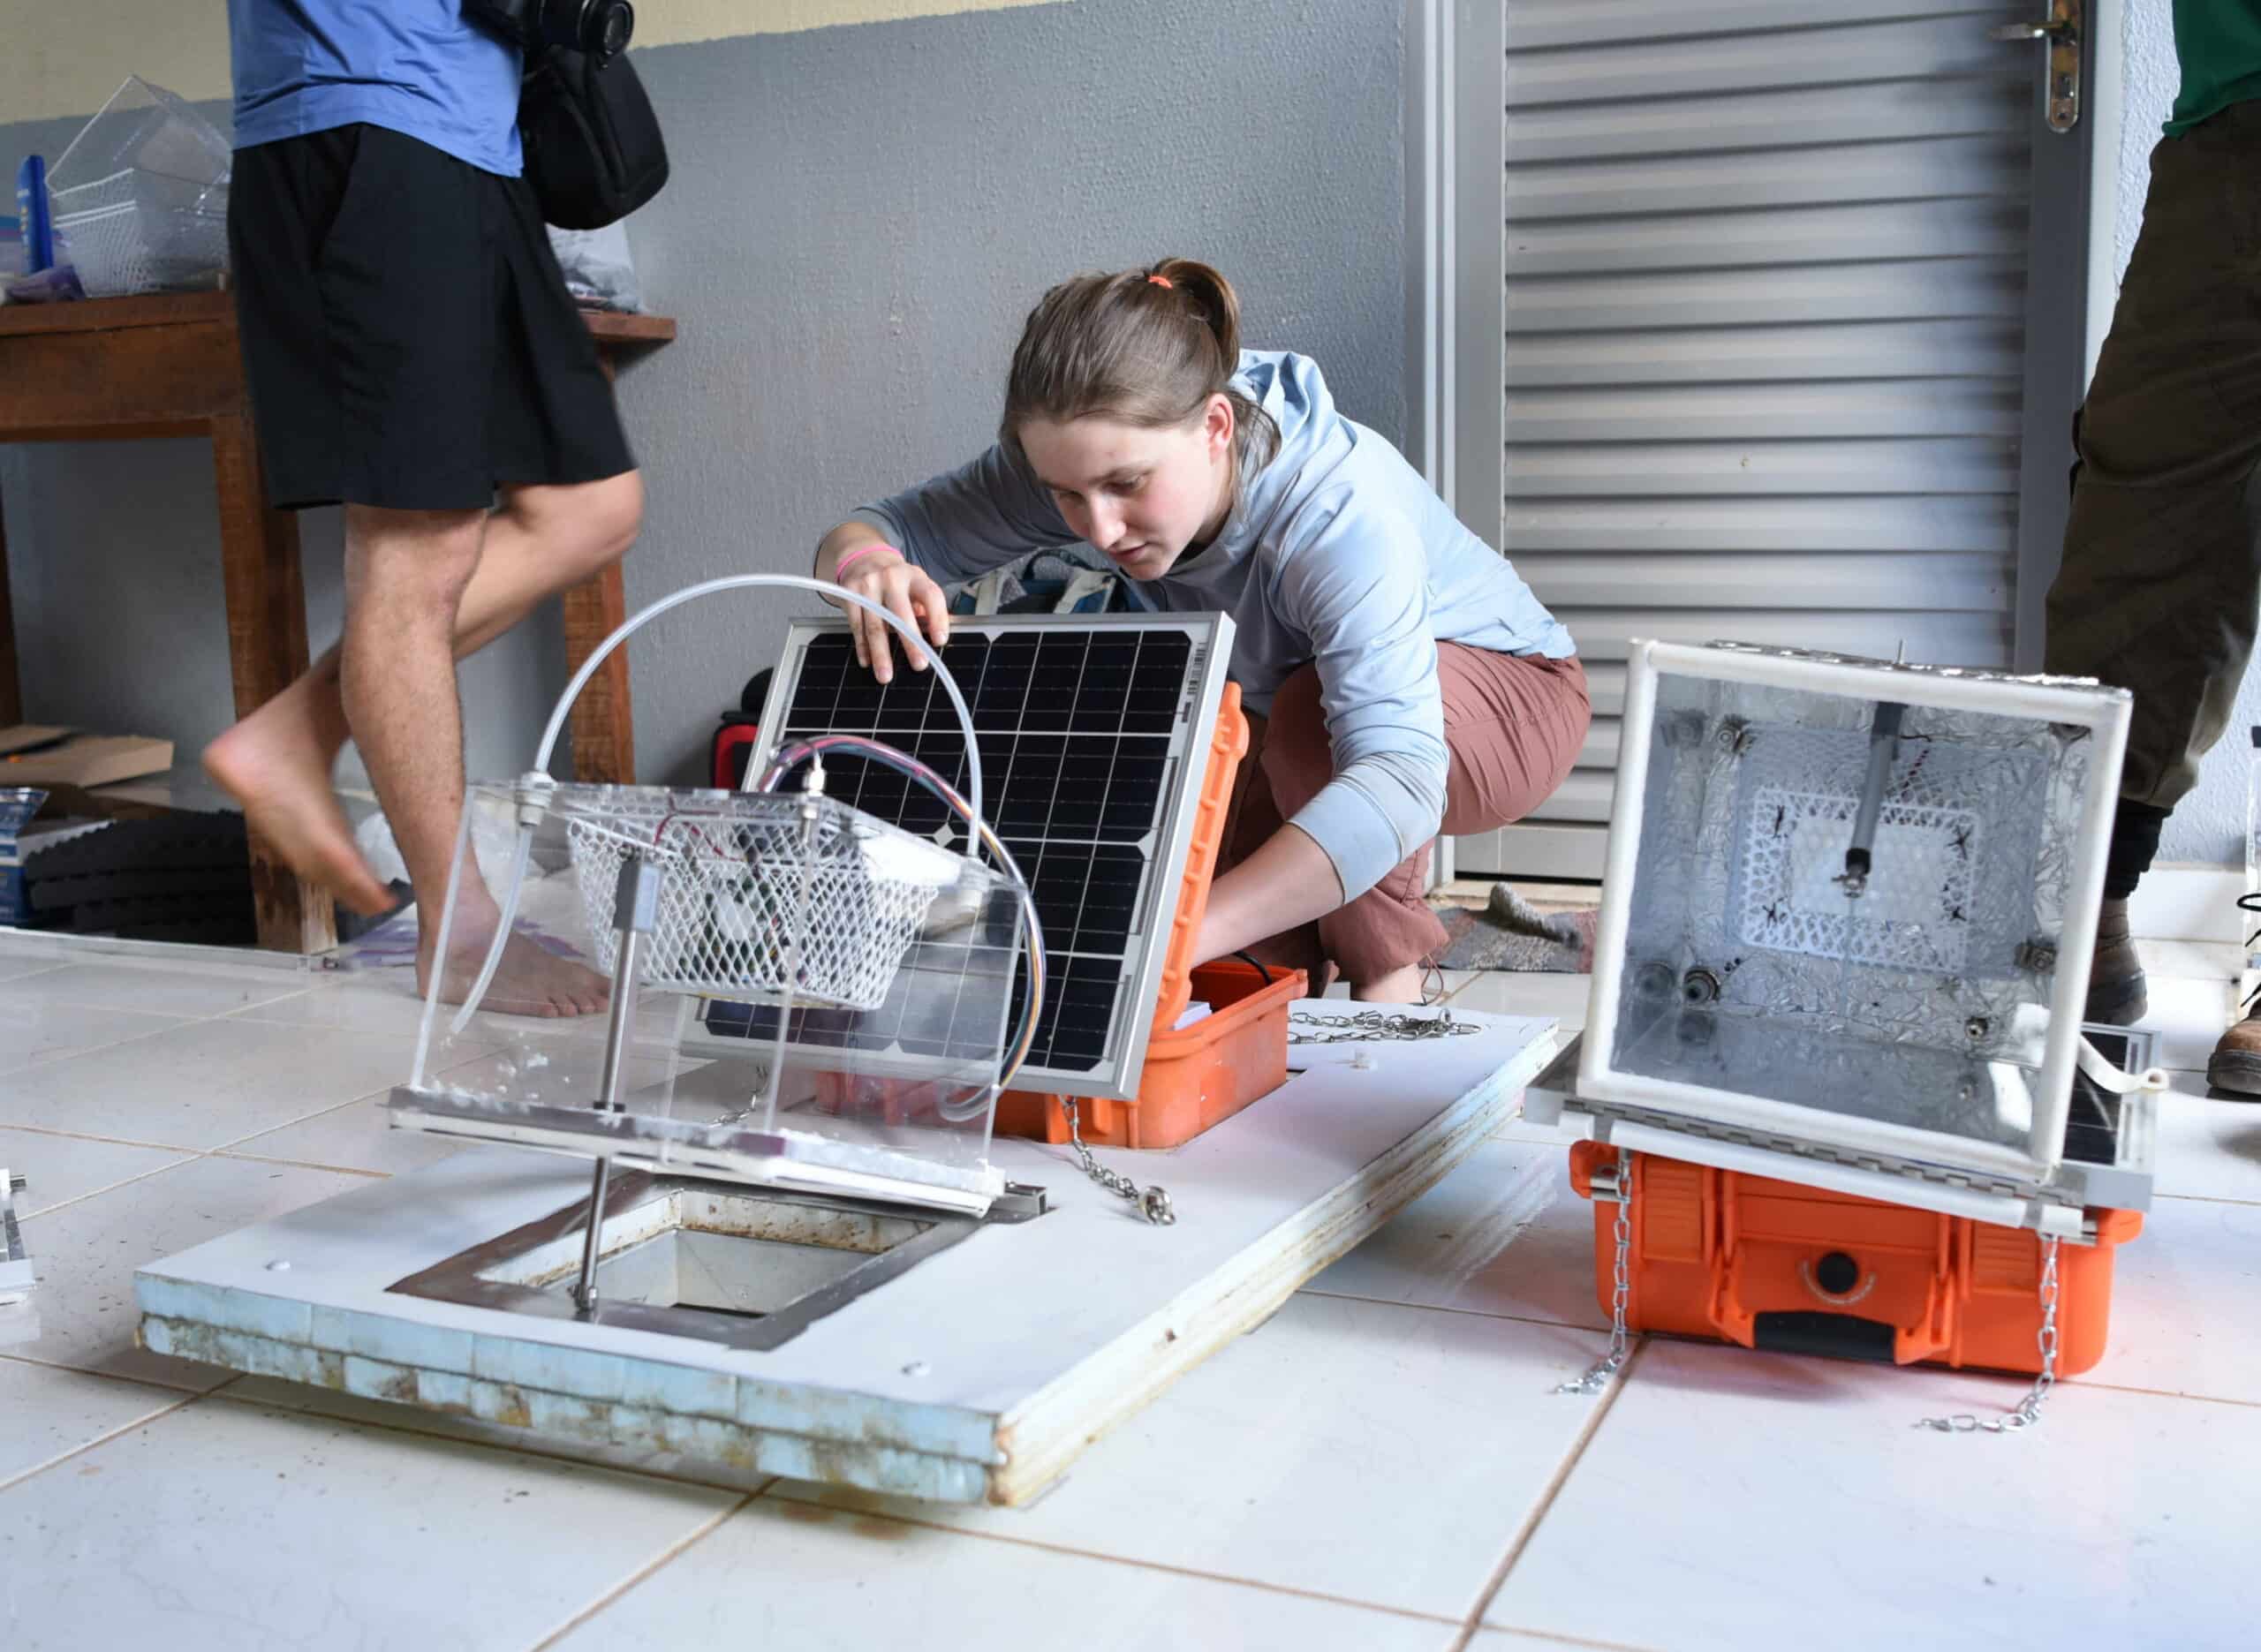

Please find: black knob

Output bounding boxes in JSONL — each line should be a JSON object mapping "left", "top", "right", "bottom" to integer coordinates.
{"left": 1815, "top": 1251, "right": 1859, "bottom": 1295}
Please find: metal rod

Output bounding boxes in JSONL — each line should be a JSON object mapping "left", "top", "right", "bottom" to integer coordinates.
{"left": 1841, "top": 700, "right": 1906, "bottom": 893}
{"left": 575, "top": 863, "right": 654, "bottom": 1321}
{"left": 594, "top": 926, "right": 644, "bottom": 1112}
{"left": 571, "top": 1157, "right": 612, "bottom": 1319}
{"left": 756, "top": 780, "right": 824, "bottom": 1129}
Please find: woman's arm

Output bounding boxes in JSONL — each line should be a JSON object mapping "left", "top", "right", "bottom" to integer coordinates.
{"left": 1192, "top": 498, "right": 1448, "bottom": 976}
{"left": 1193, "top": 821, "right": 1344, "bottom": 963}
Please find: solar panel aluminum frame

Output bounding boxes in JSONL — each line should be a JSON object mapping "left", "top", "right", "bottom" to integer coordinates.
{"left": 750, "top": 611, "right": 1236, "bottom": 1104}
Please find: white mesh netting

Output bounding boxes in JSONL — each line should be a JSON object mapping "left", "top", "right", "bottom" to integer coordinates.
{"left": 560, "top": 788, "right": 965, "bottom": 1010}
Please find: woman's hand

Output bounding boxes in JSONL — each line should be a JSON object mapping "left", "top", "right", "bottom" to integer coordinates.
{"left": 817, "top": 529, "right": 951, "bottom": 683}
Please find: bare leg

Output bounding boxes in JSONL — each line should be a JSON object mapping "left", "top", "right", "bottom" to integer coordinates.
{"left": 321, "top": 505, "right": 601, "bottom": 1015}
{"left": 202, "top": 473, "right": 643, "bottom": 981}
{"left": 1350, "top": 963, "right": 1424, "bottom": 1004}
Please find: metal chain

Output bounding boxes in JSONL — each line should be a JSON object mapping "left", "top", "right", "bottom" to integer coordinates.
{"left": 1062, "top": 1098, "right": 1175, "bottom": 1226}
{"left": 1917, "top": 1233, "right": 2061, "bottom": 1434}
{"left": 1288, "top": 1008, "right": 1481, "bottom": 1045}
{"left": 1557, "top": 1154, "right": 1634, "bottom": 1396}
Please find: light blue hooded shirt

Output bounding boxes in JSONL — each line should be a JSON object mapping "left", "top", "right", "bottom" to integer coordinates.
{"left": 853, "top": 351, "right": 1576, "bottom": 901}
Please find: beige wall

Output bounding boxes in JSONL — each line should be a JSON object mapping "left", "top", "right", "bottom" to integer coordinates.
{"left": 0, "top": 0, "right": 1069, "bottom": 124}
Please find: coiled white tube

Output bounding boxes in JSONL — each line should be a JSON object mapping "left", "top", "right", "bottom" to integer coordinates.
{"left": 448, "top": 573, "right": 983, "bottom": 1035}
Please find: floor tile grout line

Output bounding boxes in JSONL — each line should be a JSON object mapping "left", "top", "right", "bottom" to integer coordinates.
{"left": 0, "top": 1015, "right": 202, "bottom": 1080}
{"left": 747, "top": 1483, "right": 1469, "bottom": 1627}
{"left": 0, "top": 1347, "right": 221, "bottom": 1397}
{"left": 204, "top": 1092, "right": 397, "bottom": 1158}
{"left": 13, "top": 1155, "right": 205, "bottom": 1221}
{"left": 208, "top": 1148, "right": 391, "bottom": 1179}
{"left": 0, "top": 963, "right": 71, "bottom": 986}
{"left": 0, "top": 1121, "right": 208, "bottom": 1153}
{"left": 1293, "top": 1286, "right": 1611, "bottom": 1336}
{"left": 2068, "top": 1379, "right": 2261, "bottom": 1412}
{"left": 522, "top": 1493, "right": 758, "bottom": 1652}
{"left": 1449, "top": 1337, "right": 1649, "bottom": 1650}
{"left": 2154, "top": 1190, "right": 2261, "bottom": 1210}
{"left": 0, "top": 1383, "right": 206, "bottom": 1495}
{"left": 198, "top": 1046, "right": 514, "bottom": 1161}
{"left": 1465, "top": 1626, "right": 1666, "bottom": 1652}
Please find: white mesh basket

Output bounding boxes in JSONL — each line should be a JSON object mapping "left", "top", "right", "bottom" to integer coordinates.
{"left": 556, "top": 784, "right": 971, "bottom": 1009}
{"left": 50, "top": 170, "right": 229, "bottom": 297}
{"left": 48, "top": 76, "right": 231, "bottom": 298}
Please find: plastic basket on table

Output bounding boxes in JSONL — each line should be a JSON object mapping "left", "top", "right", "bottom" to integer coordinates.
{"left": 555, "top": 784, "right": 972, "bottom": 1010}
{"left": 51, "top": 170, "right": 228, "bottom": 297}
{"left": 46, "top": 76, "right": 231, "bottom": 298}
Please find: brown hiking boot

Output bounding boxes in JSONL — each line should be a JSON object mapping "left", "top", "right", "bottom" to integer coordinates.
{"left": 2083, "top": 897, "right": 2146, "bottom": 1026}
{"left": 2206, "top": 1003, "right": 2261, "bottom": 1098}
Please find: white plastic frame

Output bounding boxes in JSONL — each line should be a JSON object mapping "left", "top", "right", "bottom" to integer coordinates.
{"left": 1578, "top": 640, "right": 2131, "bottom": 1184}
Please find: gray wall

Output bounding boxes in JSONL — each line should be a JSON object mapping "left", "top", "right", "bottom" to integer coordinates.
{"left": 0, "top": 0, "right": 1405, "bottom": 791}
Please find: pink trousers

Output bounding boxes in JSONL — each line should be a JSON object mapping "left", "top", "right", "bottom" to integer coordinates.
{"left": 1221, "top": 645, "right": 1590, "bottom": 987}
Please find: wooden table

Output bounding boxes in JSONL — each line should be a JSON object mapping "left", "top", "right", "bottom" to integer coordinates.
{"left": 0, "top": 290, "right": 674, "bottom": 954}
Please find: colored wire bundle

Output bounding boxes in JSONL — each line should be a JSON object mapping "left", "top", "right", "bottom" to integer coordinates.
{"left": 759, "top": 734, "right": 1047, "bottom": 1105}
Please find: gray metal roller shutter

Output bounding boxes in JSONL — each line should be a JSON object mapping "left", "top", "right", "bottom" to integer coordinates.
{"left": 1468, "top": 1, "right": 2035, "bottom": 881}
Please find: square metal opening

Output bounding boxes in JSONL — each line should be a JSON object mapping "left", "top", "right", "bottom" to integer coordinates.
{"left": 390, "top": 1173, "right": 979, "bottom": 1352}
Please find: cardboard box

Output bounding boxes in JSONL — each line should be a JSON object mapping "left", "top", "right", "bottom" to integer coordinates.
{"left": 0, "top": 727, "right": 174, "bottom": 789}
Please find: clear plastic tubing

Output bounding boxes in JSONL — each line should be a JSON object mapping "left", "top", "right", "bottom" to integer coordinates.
{"left": 450, "top": 573, "right": 985, "bottom": 1035}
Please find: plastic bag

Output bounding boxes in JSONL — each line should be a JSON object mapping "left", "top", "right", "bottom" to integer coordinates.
{"left": 546, "top": 221, "right": 641, "bottom": 312}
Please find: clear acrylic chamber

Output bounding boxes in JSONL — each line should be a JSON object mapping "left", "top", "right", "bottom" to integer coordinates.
{"left": 391, "top": 777, "right": 1025, "bottom": 1215}
{"left": 1581, "top": 643, "right": 2132, "bottom": 1182}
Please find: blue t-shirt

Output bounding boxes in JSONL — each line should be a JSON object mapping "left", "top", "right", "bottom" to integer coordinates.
{"left": 226, "top": 1, "right": 522, "bottom": 177}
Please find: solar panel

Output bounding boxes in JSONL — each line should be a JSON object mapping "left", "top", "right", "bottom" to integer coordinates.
{"left": 730, "top": 612, "right": 1235, "bottom": 1101}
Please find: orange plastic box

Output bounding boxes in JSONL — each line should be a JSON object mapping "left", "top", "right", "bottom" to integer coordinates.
{"left": 995, "top": 683, "right": 1306, "bottom": 1151}
{"left": 1568, "top": 1142, "right": 2142, "bottom": 1377}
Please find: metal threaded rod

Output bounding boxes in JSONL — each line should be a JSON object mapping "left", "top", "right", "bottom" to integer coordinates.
{"left": 1842, "top": 700, "right": 1907, "bottom": 892}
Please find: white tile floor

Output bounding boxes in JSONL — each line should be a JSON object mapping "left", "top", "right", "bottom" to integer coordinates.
{"left": 2, "top": 935, "right": 2257, "bottom": 1650}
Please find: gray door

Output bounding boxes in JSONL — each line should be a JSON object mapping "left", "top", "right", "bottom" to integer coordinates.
{"left": 1458, "top": 1, "right": 2098, "bottom": 882}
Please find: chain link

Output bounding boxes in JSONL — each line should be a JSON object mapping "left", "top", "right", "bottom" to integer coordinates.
{"left": 1917, "top": 1233, "right": 2061, "bottom": 1434}
{"left": 1288, "top": 1008, "right": 1481, "bottom": 1045}
{"left": 1062, "top": 1098, "right": 1176, "bottom": 1225}
{"left": 1557, "top": 1153, "right": 1634, "bottom": 1396}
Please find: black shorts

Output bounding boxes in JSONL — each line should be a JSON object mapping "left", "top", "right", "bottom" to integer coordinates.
{"left": 228, "top": 123, "right": 635, "bottom": 512}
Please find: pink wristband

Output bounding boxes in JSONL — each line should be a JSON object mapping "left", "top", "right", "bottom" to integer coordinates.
{"left": 832, "top": 541, "right": 902, "bottom": 581}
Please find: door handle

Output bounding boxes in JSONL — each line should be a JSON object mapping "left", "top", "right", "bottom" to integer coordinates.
{"left": 1993, "top": 1, "right": 2081, "bottom": 133}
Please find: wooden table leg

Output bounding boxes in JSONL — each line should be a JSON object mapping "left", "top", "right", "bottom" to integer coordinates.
{"left": 560, "top": 562, "right": 634, "bottom": 784}
{"left": 0, "top": 471, "right": 20, "bottom": 728}
{"left": 210, "top": 411, "right": 337, "bottom": 954}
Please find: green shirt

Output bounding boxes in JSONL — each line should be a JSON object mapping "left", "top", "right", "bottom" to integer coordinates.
{"left": 2168, "top": 1, "right": 2261, "bottom": 133}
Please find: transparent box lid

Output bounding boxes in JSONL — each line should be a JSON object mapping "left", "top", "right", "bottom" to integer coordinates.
{"left": 393, "top": 780, "right": 1023, "bottom": 1214}
{"left": 1581, "top": 643, "right": 2130, "bottom": 1182}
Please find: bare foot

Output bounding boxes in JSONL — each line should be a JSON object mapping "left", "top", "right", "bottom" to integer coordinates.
{"left": 421, "top": 925, "right": 612, "bottom": 1019}
{"left": 204, "top": 708, "right": 394, "bottom": 917}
